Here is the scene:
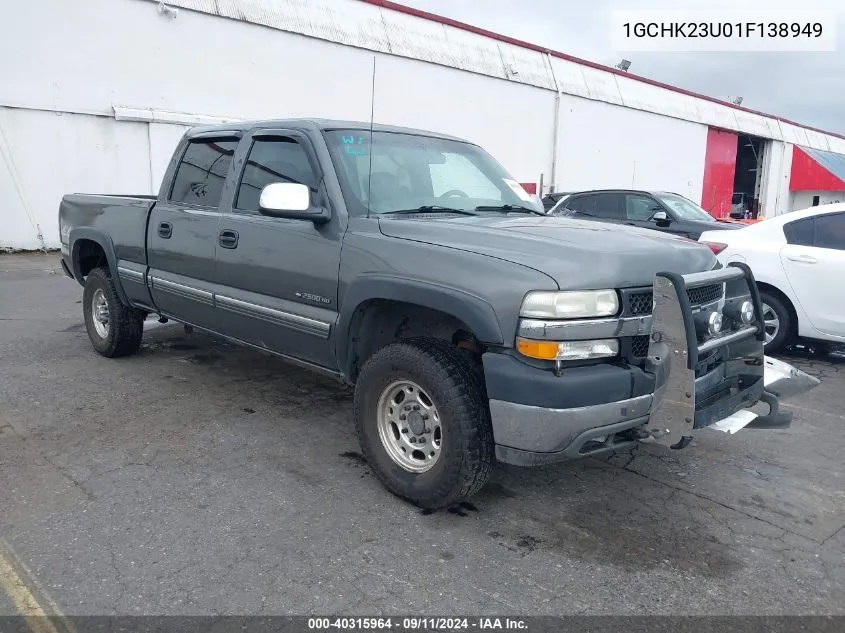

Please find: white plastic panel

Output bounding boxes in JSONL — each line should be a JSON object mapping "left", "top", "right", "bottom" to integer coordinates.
{"left": 555, "top": 94, "right": 708, "bottom": 200}
{"left": 580, "top": 66, "right": 624, "bottom": 105}
{"left": 803, "top": 129, "right": 831, "bottom": 152}
{"left": 688, "top": 98, "right": 739, "bottom": 132}
{"left": 0, "top": 108, "right": 151, "bottom": 249}
{"left": 732, "top": 110, "right": 773, "bottom": 139}
{"left": 615, "top": 75, "right": 700, "bottom": 121}
{"left": 195, "top": 0, "right": 392, "bottom": 51}
{"left": 778, "top": 122, "right": 806, "bottom": 146}
{"left": 381, "top": 9, "right": 481, "bottom": 75}
{"left": 495, "top": 42, "right": 556, "bottom": 90}
{"left": 827, "top": 136, "right": 845, "bottom": 155}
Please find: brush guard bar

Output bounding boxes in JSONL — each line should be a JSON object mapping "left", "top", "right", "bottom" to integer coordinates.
{"left": 646, "top": 263, "right": 774, "bottom": 448}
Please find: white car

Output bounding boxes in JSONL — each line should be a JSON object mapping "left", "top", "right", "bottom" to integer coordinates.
{"left": 699, "top": 203, "right": 845, "bottom": 353}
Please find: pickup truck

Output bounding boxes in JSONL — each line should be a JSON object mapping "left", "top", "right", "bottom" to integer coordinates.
{"left": 59, "top": 119, "right": 818, "bottom": 509}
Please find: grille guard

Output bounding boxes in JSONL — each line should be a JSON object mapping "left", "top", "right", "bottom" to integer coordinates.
{"left": 644, "top": 262, "right": 817, "bottom": 448}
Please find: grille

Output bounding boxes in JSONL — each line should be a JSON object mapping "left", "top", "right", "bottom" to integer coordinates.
{"left": 687, "top": 284, "right": 724, "bottom": 306}
{"left": 628, "top": 292, "right": 653, "bottom": 316}
{"left": 627, "top": 284, "right": 723, "bottom": 316}
{"left": 631, "top": 335, "right": 650, "bottom": 358}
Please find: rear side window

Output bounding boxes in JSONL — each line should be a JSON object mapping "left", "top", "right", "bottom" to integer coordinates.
{"left": 235, "top": 137, "right": 318, "bottom": 212}
{"left": 783, "top": 217, "right": 815, "bottom": 246}
{"left": 572, "top": 193, "right": 624, "bottom": 219}
{"left": 169, "top": 138, "right": 238, "bottom": 207}
{"left": 812, "top": 213, "right": 845, "bottom": 250}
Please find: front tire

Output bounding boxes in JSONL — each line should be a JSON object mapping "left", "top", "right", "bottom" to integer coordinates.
{"left": 82, "top": 267, "right": 145, "bottom": 357}
{"left": 354, "top": 338, "right": 494, "bottom": 509}
{"left": 759, "top": 290, "right": 792, "bottom": 354}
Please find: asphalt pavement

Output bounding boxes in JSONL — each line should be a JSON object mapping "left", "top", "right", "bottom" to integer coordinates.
{"left": 1, "top": 253, "right": 844, "bottom": 616}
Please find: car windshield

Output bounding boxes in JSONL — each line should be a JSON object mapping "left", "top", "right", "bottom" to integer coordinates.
{"left": 655, "top": 192, "right": 717, "bottom": 222}
{"left": 324, "top": 129, "right": 543, "bottom": 216}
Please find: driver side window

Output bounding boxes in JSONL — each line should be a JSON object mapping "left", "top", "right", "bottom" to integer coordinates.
{"left": 625, "top": 195, "right": 658, "bottom": 221}
{"left": 429, "top": 153, "right": 502, "bottom": 201}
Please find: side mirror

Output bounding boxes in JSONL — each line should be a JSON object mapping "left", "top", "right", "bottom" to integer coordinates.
{"left": 259, "top": 183, "right": 330, "bottom": 223}
{"left": 651, "top": 210, "right": 670, "bottom": 223}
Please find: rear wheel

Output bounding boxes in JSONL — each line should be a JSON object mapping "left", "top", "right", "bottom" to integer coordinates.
{"left": 82, "top": 267, "right": 145, "bottom": 357}
{"left": 759, "top": 290, "right": 792, "bottom": 354}
{"left": 353, "top": 338, "right": 494, "bottom": 509}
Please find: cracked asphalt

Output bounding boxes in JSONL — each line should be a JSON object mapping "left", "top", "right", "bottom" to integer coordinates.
{"left": 1, "top": 253, "right": 844, "bottom": 615}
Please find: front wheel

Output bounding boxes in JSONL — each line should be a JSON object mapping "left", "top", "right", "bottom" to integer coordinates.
{"left": 353, "top": 338, "right": 494, "bottom": 509}
{"left": 82, "top": 267, "right": 145, "bottom": 357}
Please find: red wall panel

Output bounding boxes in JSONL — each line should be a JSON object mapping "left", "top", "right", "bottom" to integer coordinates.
{"left": 701, "top": 128, "right": 738, "bottom": 219}
{"left": 790, "top": 146, "right": 845, "bottom": 191}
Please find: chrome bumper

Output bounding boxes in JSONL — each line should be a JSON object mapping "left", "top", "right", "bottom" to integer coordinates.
{"left": 490, "top": 263, "right": 819, "bottom": 465}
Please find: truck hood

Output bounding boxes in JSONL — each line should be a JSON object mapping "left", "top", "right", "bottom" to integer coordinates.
{"left": 378, "top": 214, "right": 716, "bottom": 289}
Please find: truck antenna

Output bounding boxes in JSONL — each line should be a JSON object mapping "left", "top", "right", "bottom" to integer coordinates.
{"left": 366, "top": 56, "right": 376, "bottom": 219}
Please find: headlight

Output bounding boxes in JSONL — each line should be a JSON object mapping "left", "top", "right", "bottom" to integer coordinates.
{"left": 520, "top": 290, "right": 619, "bottom": 319}
{"left": 516, "top": 338, "right": 619, "bottom": 361}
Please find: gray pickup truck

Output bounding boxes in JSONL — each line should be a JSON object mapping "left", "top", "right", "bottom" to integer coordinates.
{"left": 59, "top": 119, "right": 817, "bottom": 508}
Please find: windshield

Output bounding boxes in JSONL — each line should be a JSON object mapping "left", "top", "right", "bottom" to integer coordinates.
{"left": 655, "top": 192, "right": 716, "bottom": 222}
{"left": 324, "top": 129, "right": 543, "bottom": 216}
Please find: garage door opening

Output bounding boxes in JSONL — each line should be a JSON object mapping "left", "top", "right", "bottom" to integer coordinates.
{"left": 731, "top": 134, "right": 765, "bottom": 219}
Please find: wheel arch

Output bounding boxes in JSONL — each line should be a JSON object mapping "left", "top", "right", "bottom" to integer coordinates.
{"left": 337, "top": 275, "right": 504, "bottom": 382}
{"left": 69, "top": 229, "right": 130, "bottom": 305}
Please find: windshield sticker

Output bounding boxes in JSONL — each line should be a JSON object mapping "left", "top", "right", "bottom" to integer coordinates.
{"left": 342, "top": 135, "right": 368, "bottom": 156}
{"left": 503, "top": 178, "right": 533, "bottom": 203}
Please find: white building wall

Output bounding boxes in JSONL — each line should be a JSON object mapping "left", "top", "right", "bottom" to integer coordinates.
{"left": 0, "top": 107, "right": 152, "bottom": 250}
{"left": 2, "top": 0, "right": 845, "bottom": 249}
{"left": 791, "top": 191, "right": 845, "bottom": 211}
{"left": 554, "top": 95, "right": 708, "bottom": 201}
{"left": 759, "top": 140, "right": 792, "bottom": 218}
{"left": 0, "top": 0, "right": 556, "bottom": 248}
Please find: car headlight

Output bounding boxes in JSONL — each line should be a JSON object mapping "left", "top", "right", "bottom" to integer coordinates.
{"left": 520, "top": 290, "right": 619, "bottom": 319}
{"left": 516, "top": 338, "right": 619, "bottom": 361}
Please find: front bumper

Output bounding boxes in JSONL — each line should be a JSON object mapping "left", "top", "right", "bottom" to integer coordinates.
{"left": 488, "top": 264, "right": 819, "bottom": 466}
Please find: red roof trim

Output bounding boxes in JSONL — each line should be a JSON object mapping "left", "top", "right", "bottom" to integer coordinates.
{"left": 360, "top": 0, "right": 845, "bottom": 142}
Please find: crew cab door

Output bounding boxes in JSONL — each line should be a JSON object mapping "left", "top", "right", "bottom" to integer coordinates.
{"left": 780, "top": 212, "right": 845, "bottom": 337}
{"left": 213, "top": 129, "right": 343, "bottom": 368}
{"left": 147, "top": 133, "right": 239, "bottom": 330}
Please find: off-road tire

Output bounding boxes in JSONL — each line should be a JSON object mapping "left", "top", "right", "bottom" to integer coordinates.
{"left": 354, "top": 337, "right": 494, "bottom": 509}
{"left": 82, "top": 267, "right": 145, "bottom": 357}
{"left": 759, "top": 290, "right": 792, "bottom": 354}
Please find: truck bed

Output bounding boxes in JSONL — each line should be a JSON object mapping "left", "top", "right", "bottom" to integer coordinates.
{"left": 59, "top": 193, "right": 156, "bottom": 267}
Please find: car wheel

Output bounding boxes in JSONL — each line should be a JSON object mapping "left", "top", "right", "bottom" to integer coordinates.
{"left": 758, "top": 290, "right": 792, "bottom": 354}
{"left": 353, "top": 337, "right": 494, "bottom": 509}
{"left": 82, "top": 267, "right": 145, "bottom": 357}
